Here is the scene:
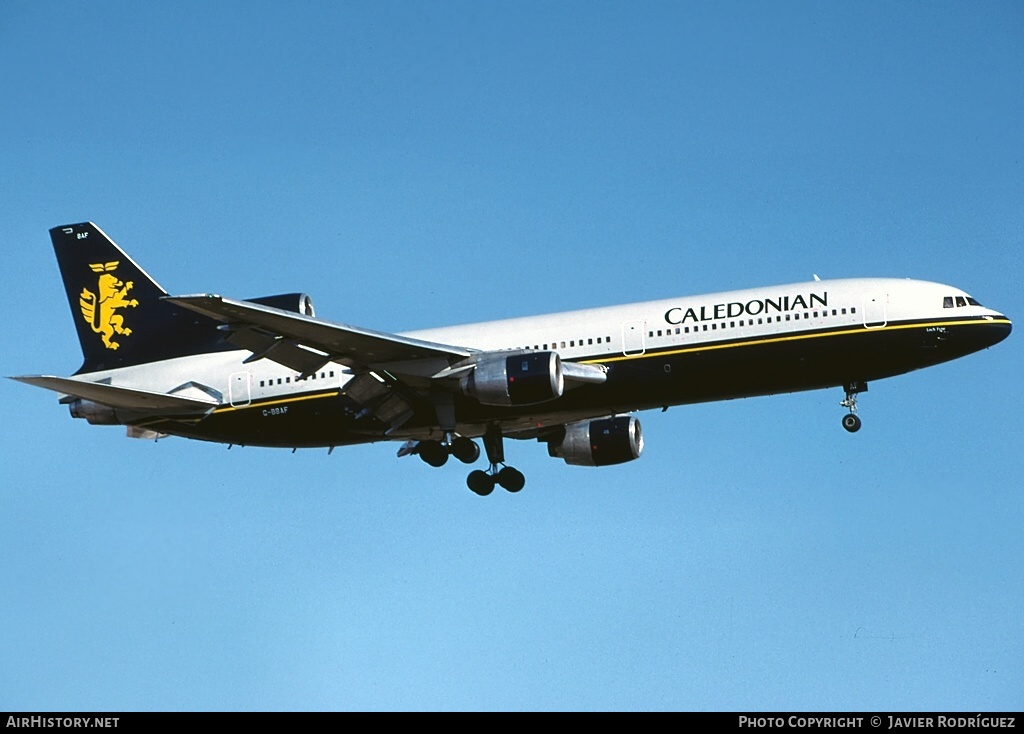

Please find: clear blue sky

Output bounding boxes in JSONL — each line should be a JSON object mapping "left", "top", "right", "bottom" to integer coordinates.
{"left": 1, "top": 1, "right": 1021, "bottom": 711}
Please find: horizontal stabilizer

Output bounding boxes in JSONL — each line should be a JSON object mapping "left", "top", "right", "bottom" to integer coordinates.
{"left": 10, "top": 375, "right": 218, "bottom": 415}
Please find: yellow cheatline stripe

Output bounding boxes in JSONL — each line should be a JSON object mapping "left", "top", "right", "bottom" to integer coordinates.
{"left": 213, "top": 390, "right": 340, "bottom": 414}
{"left": 168, "top": 317, "right": 1010, "bottom": 415}
{"left": 583, "top": 318, "right": 1011, "bottom": 365}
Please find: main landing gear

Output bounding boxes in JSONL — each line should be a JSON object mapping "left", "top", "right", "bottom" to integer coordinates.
{"left": 466, "top": 426, "right": 525, "bottom": 496}
{"left": 414, "top": 426, "right": 525, "bottom": 496}
{"left": 840, "top": 381, "right": 867, "bottom": 433}
{"left": 417, "top": 435, "right": 480, "bottom": 467}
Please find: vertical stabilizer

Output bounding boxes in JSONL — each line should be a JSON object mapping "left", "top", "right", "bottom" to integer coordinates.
{"left": 50, "top": 223, "right": 229, "bottom": 373}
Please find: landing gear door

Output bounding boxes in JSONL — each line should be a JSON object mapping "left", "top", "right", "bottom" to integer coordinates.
{"left": 229, "top": 371, "right": 251, "bottom": 407}
{"left": 622, "top": 320, "right": 646, "bottom": 356}
{"left": 863, "top": 292, "right": 887, "bottom": 329}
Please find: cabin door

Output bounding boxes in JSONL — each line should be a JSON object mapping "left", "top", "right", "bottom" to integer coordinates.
{"left": 863, "top": 292, "right": 888, "bottom": 329}
{"left": 622, "top": 320, "right": 646, "bottom": 356}
{"left": 229, "top": 371, "right": 252, "bottom": 407}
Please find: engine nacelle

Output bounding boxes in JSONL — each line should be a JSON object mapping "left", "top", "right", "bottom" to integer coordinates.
{"left": 461, "top": 351, "right": 564, "bottom": 406}
{"left": 547, "top": 416, "right": 644, "bottom": 467}
{"left": 69, "top": 399, "right": 122, "bottom": 425}
{"left": 245, "top": 292, "right": 315, "bottom": 317}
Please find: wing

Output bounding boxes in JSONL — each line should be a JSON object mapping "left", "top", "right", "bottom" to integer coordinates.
{"left": 166, "top": 293, "right": 608, "bottom": 436}
{"left": 165, "top": 294, "right": 472, "bottom": 377}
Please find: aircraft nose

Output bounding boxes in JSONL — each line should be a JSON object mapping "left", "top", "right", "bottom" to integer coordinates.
{"left": 985, "top": 314, "right": 1012, "bottom": 348}
{"left": 945, "top": 314, "right": 1012, "bottom": 357}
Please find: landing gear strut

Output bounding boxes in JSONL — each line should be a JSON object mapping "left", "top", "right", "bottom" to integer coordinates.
{"left": 466, "top": 425, "right": 525, "bottom": 496}
{"left": 840, "top": 382, "right": 867, "bottom": 433}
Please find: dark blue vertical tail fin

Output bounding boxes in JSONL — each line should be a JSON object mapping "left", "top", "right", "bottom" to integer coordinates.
{"left": 51, "top": 223, "right": 229, "bottom": 374}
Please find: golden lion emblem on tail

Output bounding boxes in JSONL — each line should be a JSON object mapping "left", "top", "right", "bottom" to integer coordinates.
{"left": 79, "top": 261, "right": 138, "bottom": 350}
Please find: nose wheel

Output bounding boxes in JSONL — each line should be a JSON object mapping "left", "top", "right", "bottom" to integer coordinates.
{"left": 840, "top": 382, "right": 867, "bottom": 433}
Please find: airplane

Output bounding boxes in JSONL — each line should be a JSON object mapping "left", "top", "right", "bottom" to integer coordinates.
{"left": 12, "top": 222, "right": 1012, "bottom": 495}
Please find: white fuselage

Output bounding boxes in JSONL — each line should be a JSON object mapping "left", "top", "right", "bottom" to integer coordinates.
{"left": 68, "top": 277, "right": 1008, "bottom": 441}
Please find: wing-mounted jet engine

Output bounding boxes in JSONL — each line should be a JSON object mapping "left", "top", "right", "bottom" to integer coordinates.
{"left": 460, "top": 351, "right": 564, "bottom": 406}
{"left": 545, "top": 415, "right": 644, "bottom": 467}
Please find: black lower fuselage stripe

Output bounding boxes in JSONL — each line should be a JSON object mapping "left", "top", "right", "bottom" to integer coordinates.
{"left": 150, "top": 316, "right": 1009, "bottom": 448}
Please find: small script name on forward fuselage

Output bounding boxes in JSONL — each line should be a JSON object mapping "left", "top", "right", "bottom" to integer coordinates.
{"left": 664, "top": 291, "right": 829, "bottom": 325}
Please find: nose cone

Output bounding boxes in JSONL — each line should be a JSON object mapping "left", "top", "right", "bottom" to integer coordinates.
{"left": 973, "top": 313, "right": 1012, "bottom": 351}
{"left": 942, "top": 314, "right": 1012, "bottom": 359}
{"left": 990, "top": 315, "right": 1012, "bottom": 346}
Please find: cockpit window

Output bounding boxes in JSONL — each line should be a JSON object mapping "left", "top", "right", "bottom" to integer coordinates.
{"left": 945, "top": 295, "right": 983, "bottom": 308}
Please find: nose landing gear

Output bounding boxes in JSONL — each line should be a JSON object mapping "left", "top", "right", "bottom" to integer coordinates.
{"left": 840, "top": 382, "right": 867, "bottom": 433}
{"left": 841, "top": 413, "right": 862, "bottom": 433}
